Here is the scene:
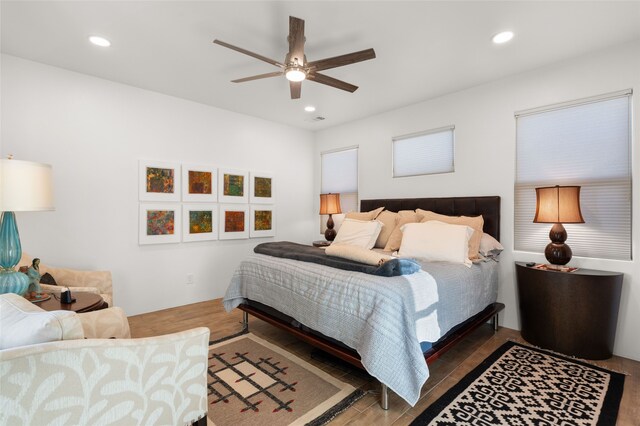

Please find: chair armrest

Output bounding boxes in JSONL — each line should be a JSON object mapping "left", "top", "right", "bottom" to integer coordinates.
{"left": 40, "top": 284, "right": 100, "bottom": 295}
{"left": 0, "top": 327, "right": 210, "bottom": 426}
{"left": 78, "top": 307, "right": 131, "bottom": 339}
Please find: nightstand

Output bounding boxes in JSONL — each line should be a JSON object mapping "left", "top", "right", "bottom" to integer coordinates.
{"left": 312, "top": 240, "right": 331, "bottom": 248}
{"left": 515, "top": 262, "right": 623, "bottom": 359}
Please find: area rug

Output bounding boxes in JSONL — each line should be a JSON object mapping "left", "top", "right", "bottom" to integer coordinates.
{"left": 207, "top": 332, "right": 364, "bottom": 426}
{"left": 411, "top": 341, "right": 625, "bottom": 426}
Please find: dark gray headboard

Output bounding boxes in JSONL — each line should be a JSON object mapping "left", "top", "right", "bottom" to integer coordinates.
{"left": 360, "top": 196, "right": 501, "bottom": 240}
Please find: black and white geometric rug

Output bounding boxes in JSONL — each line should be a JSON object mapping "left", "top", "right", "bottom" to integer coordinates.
{"left": 411, "top": 341, "right": 625, "bottom": 426}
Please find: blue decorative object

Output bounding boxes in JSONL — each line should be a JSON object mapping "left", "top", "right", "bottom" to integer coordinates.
{"left": 0, "top": 212, "right": 30, "bottom": 295}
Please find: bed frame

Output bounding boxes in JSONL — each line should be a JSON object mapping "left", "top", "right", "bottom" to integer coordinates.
{"left": 239, "top": 196, "right": 504, "bottom": 409}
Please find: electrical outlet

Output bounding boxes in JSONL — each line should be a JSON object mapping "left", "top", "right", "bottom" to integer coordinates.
{"left": 186, "top": 273, "right": 194, "bottom": 285}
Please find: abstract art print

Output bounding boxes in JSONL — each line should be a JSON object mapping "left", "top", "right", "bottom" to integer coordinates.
{"left": 250, "top": 205, "right": 276, "bottom": 238}
{"left": 250, "top": 172, "right": 274, "bottom": 204}
{"left": 218, "top": 168, "right": 248, "bottom": 203}
{"left": 139, "top": 203, "right": 181, "bottom": 244}
{"left": 182, "top": 204, "right": 218, "bottom": 242}
{"left": 182, "top": 164, "right": 217, "bottom": 202}
{"left": 139, "top": 160, "right": 181, "bottom": 202}
{"left": 220, "top": 204, "right": 249, "bottom": 239}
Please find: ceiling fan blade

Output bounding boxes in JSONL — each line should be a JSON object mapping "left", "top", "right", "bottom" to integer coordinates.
{"left": 287, "top": 16, "right": 305, "bottom": 65}
{"left": 213, "top": 39, "right": 284, "bottom": 68}
{"left": 308, "top": 48, "right": 376, "bottom": 72}
{"left": 232, "top": 71, "right": 284, "bottom": 83}
{"left": 290, "top": 81, "right": 302, "bottom": 99}
{"left": 307, "top": 72, "right": 358, "bottom": 93}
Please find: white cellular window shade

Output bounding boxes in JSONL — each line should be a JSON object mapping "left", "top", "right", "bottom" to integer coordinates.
{"left": 514, "top": 91, "right": 632, "bottom": 260}
{"left": 393, "top": 127, "right": 454, "bottom": 177}
{"left": 321, "top": 147, "right": 358, "bottom": 232}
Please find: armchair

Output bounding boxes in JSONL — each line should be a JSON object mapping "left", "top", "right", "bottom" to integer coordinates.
{"left": 19, "top": 253, "right": 113, "bottom": 307}
{"left": 0, "top": 294, "right": 209, "bottom": 425}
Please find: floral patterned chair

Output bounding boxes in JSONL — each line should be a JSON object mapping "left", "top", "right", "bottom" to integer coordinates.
{"left": 0, "top": 294, "right": 209, "bottom": 425}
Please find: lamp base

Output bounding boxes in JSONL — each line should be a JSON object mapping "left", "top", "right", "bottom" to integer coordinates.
{"left": 0, "top": 269, "right": 30, "bottom": 295}
{"left": 545, "top": 223, "right": 572, "bottom": 265}
{"left": 324, "top": 214, "right": 337, "bottom": 242}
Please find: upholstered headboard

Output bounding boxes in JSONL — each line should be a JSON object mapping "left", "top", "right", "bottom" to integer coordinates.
{"left": 360, "top": 196, "right": 501, "bottom": 241}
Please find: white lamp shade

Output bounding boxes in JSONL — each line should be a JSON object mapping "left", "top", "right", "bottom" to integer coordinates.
{"left": 0, "top": 159, "right": 54, "bottom": 212}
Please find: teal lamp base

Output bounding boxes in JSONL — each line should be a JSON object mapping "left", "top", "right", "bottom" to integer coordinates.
{"left": 0, "top": 211, "right": 29, "bottom": 295}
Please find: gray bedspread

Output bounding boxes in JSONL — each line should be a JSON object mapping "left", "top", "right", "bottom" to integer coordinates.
{"left": 223, "top": 253, "right": 498, "bottom": 406}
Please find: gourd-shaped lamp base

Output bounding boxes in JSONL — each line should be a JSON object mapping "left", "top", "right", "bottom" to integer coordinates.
{"left": 0, "top": 212, "right": 29, "bottom": 295}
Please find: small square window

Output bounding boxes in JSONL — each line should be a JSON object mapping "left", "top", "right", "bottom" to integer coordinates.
{"left": 393, "top": 127, "right": 454, "bottom": 177}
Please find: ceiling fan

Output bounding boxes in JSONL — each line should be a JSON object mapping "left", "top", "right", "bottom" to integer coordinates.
{"left": 213, "top": 16, "right": 376, "bottom": 99}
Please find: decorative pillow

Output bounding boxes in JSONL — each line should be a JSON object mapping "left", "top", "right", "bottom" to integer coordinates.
{"left": 479, "top": 233, "right": 504, "bottom": 258}
{"left": 0, "top": 293, "right": 85, "bottom": 350}
{"left": 398, "top": 221, "right": 474, "bottom": 267}
{"left": 345, "top": 207, "right": 384, "bottom": 221}
{"left": 416, "top": 209, "right": 484, "bottom": 259}
{"left": 333, "top": 218, "right": 383, "bottom": 249}
{"left": 374, "top": 210, "right": 399, "bottom": 248}
{"left": 383, "top": 212, "right": 424, "bottom": 252}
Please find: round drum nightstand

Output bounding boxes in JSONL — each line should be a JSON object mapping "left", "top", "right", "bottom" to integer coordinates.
{"left": 312, "top": 240, "right": 331, "bottom": 248}
{"left": 515, "top": 262, "right": 623, "bottom": 359}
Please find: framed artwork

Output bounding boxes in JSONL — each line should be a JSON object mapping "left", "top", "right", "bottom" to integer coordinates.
{"left": 182, "top": 204, "right": 218, "bottom": 242}
{"left": 250, "top": 172, "right": 274, "bottom": 204}
{"left": 218, "top": 168, "right": 248, "bottom": 204}
{"left": 250, "top": 205, "right": 276, "bottom": 238}
{"left": 139, "top": 203, "right": 181, "bottom": 244}
{"left": 219, "top": 204, "right": 249, "bottom": 240}
{"left": 182, "top": 164, "right": 217, "bottom": 202}
{"left": 139, "top": 160, "right": 181, "bottom": 202}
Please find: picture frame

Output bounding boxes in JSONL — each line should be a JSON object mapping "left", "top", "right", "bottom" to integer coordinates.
{"left": 218, "top": 168, "right": 248, "bottom": 204}
{"left": 219, "top": 204, "right": 249, "bottom": 240}
{"left": 182, "top": 164, "right": 217, "bottom": 202}
{"left": 139, "top": 160, "right": 181, "bottom": 202}
{"left": 249, "top": 171, "right": 274, "bottom": 204}
{"left": 139, "top": 203, "right": 181, "bottom": 245}
{"left": 182, "top": 204, "right": 218, "bottom": 242}
{"left": 250, "top": 205, "right": 276, "bottom": 238}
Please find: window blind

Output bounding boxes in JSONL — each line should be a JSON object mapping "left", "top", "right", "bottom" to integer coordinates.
{"left": 320, "top": 147, "right": 358, "bottom": 232}
{"left": 514, "top": 92, "right": 632, "bottom": 260}
{"left": 393, "top": 126, "right": 454, "bottom": 177}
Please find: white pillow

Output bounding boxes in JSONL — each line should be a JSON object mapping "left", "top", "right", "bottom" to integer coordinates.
{"left": 398, "top": 221, "right": 474, "bottom": 267}
{"left": 0, "top": 293, "right": 85, "bottom": 350}
{"left": 479, "top": 233, "right": 504, "bottom": 258}
{"left": 333, "top": 218, "right": 383, "bottom": 250}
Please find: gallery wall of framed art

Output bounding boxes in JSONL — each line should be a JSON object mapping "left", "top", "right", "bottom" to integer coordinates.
{"left": 138, "top": 160, "right": 275, "bottom": 245}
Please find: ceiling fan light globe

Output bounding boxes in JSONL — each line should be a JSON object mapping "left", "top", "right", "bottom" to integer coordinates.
{"left": 285, "top": 68, "right": 306, "bottom": 82}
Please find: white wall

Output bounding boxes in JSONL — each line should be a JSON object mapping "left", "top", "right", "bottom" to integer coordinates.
{"left": 314, "top": 40, "right": 640, "bottom": 361}
{"left": 1, "top": 54, "right": 316, "bottom": 316}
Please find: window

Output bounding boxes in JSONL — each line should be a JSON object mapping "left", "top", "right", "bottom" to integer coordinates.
{"left": 514, "top": 90, "right": 632, "bottom": 260}
{"left": 320, "top": 147, "right": 358, "bottom": 232}
{"left": 393, "top": 126, "right": 454, "bottom": 177}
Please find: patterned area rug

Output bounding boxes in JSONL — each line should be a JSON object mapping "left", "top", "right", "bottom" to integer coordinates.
{"left": 411, "top": 341, "right": 625, "bottom": 426}
{"left": 207, "top": 332, "right": 364, "bottom": 426}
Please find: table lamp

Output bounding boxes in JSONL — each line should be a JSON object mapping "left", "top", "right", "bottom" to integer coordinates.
{"left": 533, "top": 185, "right": 584, "bottom": 266}
{"left": 0, "top": 158, "right": 54, "bottom": 295}
{"left": 319, "top": 193, "right": 341, "bottom": 241}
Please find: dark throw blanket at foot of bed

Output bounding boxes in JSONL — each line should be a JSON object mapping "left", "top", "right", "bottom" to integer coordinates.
{"left": 254, "top": 242, "right": 421, "bottom": 277}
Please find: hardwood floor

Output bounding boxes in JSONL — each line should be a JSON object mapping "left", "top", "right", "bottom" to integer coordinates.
{"left": 129, "top": 299, "right": 639, "bottom": 425}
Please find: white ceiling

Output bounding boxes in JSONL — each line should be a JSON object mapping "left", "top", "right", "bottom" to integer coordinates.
{"left": 2, "top": 1, "right": 640, "bottom": 131}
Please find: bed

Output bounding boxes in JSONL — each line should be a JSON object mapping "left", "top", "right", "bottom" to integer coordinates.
{"left": 223, "top": 196, "right": 504, "bottom": 408}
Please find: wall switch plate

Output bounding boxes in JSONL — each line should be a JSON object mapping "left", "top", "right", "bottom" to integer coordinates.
{"left": 186, "top": 273, "right": 194, "bottom": 285}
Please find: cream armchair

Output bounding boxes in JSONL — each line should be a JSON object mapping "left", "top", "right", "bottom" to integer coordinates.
{"left": 0, "top": 294, "right": 209, "bottom": 426}
{"left": 19, "top": 253, "right": 114, "bottom": 307}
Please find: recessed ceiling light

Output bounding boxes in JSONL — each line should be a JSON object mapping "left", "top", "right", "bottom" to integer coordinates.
{"left": 304, "top": 106, "right": 316, "bottom": 112}
{"left": 89, "top": 36, "right": 111, "bottom": 47}
{"left": 492, "top": 31, "right": 514, "bottom": 44}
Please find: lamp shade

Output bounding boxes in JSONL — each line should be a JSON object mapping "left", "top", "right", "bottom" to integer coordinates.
{"left": 534, "top": 185, "right": 584, "bottom": 224}
{"left": 0, "top": 159, "right": 55, "bottom": 212}
{"left": 319, "top": 193, "right": 341, "bottom": 215}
